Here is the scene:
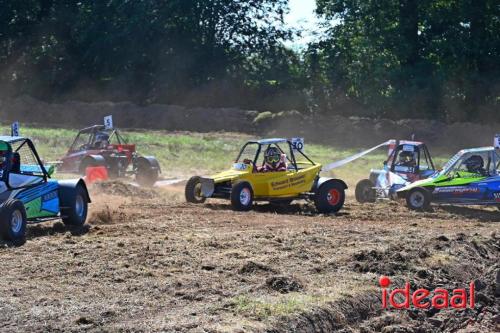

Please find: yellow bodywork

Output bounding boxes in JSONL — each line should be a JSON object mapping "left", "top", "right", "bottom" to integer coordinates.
{"left": 210, "top": 162, "right": 322, "bottom": 199}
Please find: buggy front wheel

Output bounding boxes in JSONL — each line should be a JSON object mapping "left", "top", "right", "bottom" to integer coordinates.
{"left": 0, "top": 200, "right": 27, "bottom": 241}
{"left": 230, "top": 182, "right": 254, "bottom": 211}
{"left": 406, "top": 188, "right": 431, "bottom": 211}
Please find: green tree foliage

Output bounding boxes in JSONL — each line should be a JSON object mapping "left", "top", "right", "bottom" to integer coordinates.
{"left": 313, "top": 0, "right": 500, "bottom": 121}
{"left": 0, "top": 0, "right": 498, "bottom": 122}
{"left": 0, "top": 0, "right": 299, "bottom": 108}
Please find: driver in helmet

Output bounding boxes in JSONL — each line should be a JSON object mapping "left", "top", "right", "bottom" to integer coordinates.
{"left": 397, "top": 151, "right": 416, "bottom": 168}
{"left": 0, "top": 149, "right": 10, "bottom": 176}
{"left": 464, "top": 155, "right": 487, "bottom": 176}
{"left": 259, "top": 147, "right": 287, "bottom": 172}
{"left": 94, "top": 132, "right": 110, "bottom": 149}
{"left": 0, "top": 146, "right": 11, "bottom": 191}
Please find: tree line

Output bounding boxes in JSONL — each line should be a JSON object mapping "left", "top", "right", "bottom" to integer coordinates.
{"left": 0, "top": 0, "right": 498, "bottom": 122}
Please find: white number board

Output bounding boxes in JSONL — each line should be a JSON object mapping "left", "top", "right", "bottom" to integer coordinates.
{"left": 11, "top": 122, "right": 20, "bottom": 137}
{"left": 104, "top": 115, "right": 114, "bottom": 130}
{"left": 291, "top": 137, "right": 305, "bottom": 152}
{"left": 402, "top": 144, "right": 415, "bottom": 152}
{"left": 495, "top": 134, "right": 500, "bottom": 149}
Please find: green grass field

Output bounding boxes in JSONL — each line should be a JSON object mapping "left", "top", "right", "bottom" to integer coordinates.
{"left": 0, "top": 124, "right": 451, "bottom": 185}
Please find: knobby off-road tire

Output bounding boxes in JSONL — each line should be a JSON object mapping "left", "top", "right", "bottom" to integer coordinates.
{"left": 136, "top": 165, "right": 159, "bottom": 187}
{"left": 406, "top": 188, "right": 431, "bottom": 211}
{"left": 185, "top": 176, "right": 206, "bottom": 204}
{"left": 61, "top": 185, "right": 88, "bottom": 226}
{"left": 314, "top": 181, "right": 346, "bottom": 214}
{"left": 230, "top": 182, "right": 254, "bottom": 211}
{"left": 79, "top": 156, "right": 104, "bottom": 176}
{"left": 0, "top": 199, "right": 27, "bottom": 241}
{"left": 355, "top": 179, "right": 376, "bottom": 203}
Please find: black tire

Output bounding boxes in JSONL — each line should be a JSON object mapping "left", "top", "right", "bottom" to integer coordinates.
{"left": 61, "top": 185, "right": 88, "bottom": 226}
{"left": 79, "top": 156, "right": 101, "bottom": 175}
{"left": 230, "top": 182, "right": 254, "bottom": 211}
{"left": 406, "top": 188, "right": 431, "bottom": 211}
{"left": 185, "top": 176, "right": 206, "bottom": 204}
{"left": 0, "top": 199, "right": 27, "bottom": 241}
{"left": 355, "top": 179, "right": 376, "bottom": 203}
{"left": 314, "top": 181, "right": 346, "bottom": 214}
{"left": 136, "top": 165, "right": 159, "bottom": 187}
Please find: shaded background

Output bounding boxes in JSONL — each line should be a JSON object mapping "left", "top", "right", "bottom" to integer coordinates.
{"left": 0, "top": 0, "right": 498, "bottom": 123}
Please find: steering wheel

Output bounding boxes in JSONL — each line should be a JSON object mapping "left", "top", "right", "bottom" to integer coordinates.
{"left": 243, "top": 158, "right": 258, "bottom": 171}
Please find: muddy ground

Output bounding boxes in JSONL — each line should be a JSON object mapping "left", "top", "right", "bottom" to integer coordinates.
{"left": 0, "top": 182, "right": 498, "bottom": 332}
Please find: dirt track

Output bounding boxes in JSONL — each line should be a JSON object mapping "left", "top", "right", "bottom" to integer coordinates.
{"left": 0, "top": 182, "right": 498, "bottom": 332}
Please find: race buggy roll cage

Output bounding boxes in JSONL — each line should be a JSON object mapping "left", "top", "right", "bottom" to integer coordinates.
{"left": 236, "top": 139, "right": 315, "bottom": 172}
{"left": 0, "top": 137, "right": 50, "bottom": 189}
{"left": 69, "top": 125, "right": 128, "bottom": 151}
{"left": 385, "top": 142, "right": 435, "bottom": 173}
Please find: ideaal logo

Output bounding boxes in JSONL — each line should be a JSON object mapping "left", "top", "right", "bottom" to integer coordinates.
{"left": 380, "top": 276, "right": 475, "bottom": 309}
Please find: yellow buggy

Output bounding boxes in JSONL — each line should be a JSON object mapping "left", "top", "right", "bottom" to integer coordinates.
{"left": 185, "top": 138, "right": 347, "bottom": 213}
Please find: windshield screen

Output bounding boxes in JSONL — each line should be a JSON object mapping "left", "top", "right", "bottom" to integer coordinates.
{"left": 438, "top": 149, "right": 497, "bottom": 177}
{"left": 236, "top": 143, "right": 259, "bottom": 163}
{"left": 437, "top": 151, "right": 464, "bottom": 176}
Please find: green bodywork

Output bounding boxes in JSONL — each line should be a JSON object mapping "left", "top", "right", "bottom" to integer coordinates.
{"left": 404, "top": 172, "right": 487, "bottom": 191}
{"left": 1, "top": 137, "right": 61, "bottom": 220}
{"left": 397, "top": 146, "right": 499, "bottom": 195}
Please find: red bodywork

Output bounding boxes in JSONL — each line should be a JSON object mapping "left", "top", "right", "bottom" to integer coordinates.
{"left": 58, "top": 125, "right": 137, "bottom": 174}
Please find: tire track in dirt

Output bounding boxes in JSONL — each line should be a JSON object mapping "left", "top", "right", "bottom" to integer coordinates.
{"left": 0, "top": 182, "right": 498, "bottom": 332}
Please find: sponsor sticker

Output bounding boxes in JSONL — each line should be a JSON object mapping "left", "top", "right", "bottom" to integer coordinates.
{"left": 270, "top": 174, "right": 306, "bottom": 191}
{"left": 434, "top": 186, "right": 480, "bottom": 195}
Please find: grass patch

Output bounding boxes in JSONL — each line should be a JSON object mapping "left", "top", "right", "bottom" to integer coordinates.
{"left": 0, "top": 123, "right": 453, "bottom": 183}
{"left": 232, "top": 294, "right": 324, "bottom": 320}
{"left": 424, "top": 253, "right": 456, "bottom": 268}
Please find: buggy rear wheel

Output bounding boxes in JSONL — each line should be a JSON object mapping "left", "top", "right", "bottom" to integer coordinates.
{"left": 61, "top": 185, "right": 88, "bottom": 226}
{"left": 185, "top": 176, "right": 206, "bottom": 204}
{"left": 79, "top": 156, "right": 105, "bottom": 175}
{"left": 406, "top": 188, "right": 431, "bottom": 211}
{"left": 0, "top": 199, "right": 27, "bottom": 242}
{"left": 136, "top": 165, "right": 159, "bottom": 187}
{"left": 230, "top": 182, "right": 254, "bottom": 211}
{"left": 355, "top": 179, "right": 376, "bottom": 203}
{"left": 314, "top": 181, "right": 346, "bottom": 214}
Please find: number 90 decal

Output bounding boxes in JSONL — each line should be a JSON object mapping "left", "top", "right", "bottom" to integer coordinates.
{"left": 291, "top": 138, "right": 304, "bottom": 152}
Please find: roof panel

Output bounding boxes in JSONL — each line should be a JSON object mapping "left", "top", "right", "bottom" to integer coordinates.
{"left": 0, "top": 136, "right": 26, "bottom": 143}
{"left": 256, "top": 138, "right": 289, "bottom": 145}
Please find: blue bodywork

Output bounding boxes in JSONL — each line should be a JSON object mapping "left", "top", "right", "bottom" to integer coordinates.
{"left": 431, "top": 176, "right": 500, "bottom": 205}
